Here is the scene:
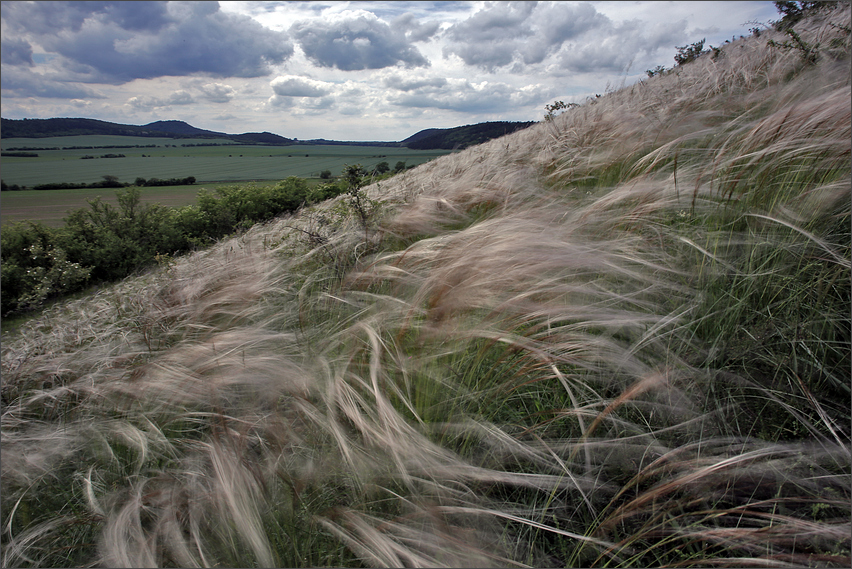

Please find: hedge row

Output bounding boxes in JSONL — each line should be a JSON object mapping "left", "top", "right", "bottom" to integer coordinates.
{"left": 1, "top": 176, "right": 197, "bottom": 192}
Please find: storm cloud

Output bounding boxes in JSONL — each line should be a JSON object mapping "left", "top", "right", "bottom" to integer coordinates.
{"left": 1, "top": 37, "right": 34, "bottom": 66}
{"left": 442, "top": 1, "right": 610, "bottom": 71}
{"left": 290, "top": 11, "right": 429, "bottom": 71}
{"left": 1, "top": 1, "right": 294, "bottom": 82}
{"left": 0, "top": 66, "right": 105, "bottom": 99}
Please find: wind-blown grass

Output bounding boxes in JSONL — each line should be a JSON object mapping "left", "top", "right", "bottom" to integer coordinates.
{"left": 2, "top": 5, "right": 850, "bottom": 567}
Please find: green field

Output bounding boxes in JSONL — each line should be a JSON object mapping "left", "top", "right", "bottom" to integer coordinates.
{"left": 1, "top": 135, "right": 450, "bottom": 187}
{"left": 1, "top": 183, "right": 252, "bottom": 228}
{"left": 1, "top": 135, "right": 451, "bottom": 227}
{"left": 1, "top": 134, "right": 240, "bottom": 149}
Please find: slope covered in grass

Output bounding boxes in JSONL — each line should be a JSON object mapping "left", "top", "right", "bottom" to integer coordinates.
{"left": 2, "top": 5, "right": 850, "bottom": 567}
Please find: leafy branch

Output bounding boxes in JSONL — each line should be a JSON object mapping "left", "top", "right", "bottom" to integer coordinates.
{"left": 544, "top": 100, "right": 579, "bottom": 121}
{"left": 768, "top": 28, "right": 820, "bottom": 63}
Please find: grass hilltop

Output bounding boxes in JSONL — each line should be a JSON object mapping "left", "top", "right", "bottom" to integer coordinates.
{"left": 2, "top": 3, "right": 850, "bottom": 567}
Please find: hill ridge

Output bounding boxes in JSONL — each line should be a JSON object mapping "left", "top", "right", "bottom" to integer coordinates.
{"left": 1, "top": 116, "right": 536, "bottom": 149}
{"left": 1, "top": 117, "right": 295, "bottom": 145}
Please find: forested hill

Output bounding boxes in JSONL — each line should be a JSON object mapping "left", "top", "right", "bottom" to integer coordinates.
{"left": 401, "top": 121, "right": 536, "bottom": 150}
{"left": 2, "top": 116, "right": 537, "bottom": 149}
{"left": 0, "top": 117, "right": 295, "bottom": 145}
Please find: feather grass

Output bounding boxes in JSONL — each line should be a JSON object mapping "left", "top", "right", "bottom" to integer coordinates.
{"left": 3, "top": 5, "right": 850, "bottom": 567}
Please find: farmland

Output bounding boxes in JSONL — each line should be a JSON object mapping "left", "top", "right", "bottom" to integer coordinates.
{"left": 1, "top": 183, "right": 249, "bottom": 227}
{"left": 1, "top": 135, "right": 451, "bottom": 226}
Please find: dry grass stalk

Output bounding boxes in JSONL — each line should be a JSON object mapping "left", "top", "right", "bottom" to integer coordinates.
{"left": 2, "top": 5, "right": 850, "bottom": 567}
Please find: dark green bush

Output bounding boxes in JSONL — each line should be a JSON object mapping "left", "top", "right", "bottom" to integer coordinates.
{"left": 1, "top": 222, "right": 90, "bottom": 314}
{"left": 1, "top": 177, "right": 338, "bottom": 316}
{"left": 308, "top": 181, "right": 344, "bottom": 202}
{"left": 674, "top": 39, "right": 707, "bottom": 65}
{"left": 58, "top": 188, "right": 190, "bottom": 282}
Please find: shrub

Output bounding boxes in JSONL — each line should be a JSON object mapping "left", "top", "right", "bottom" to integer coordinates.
{"left": 1, "top": 177, "right": 338, "bottom": 316}
{"left": 773, "top": 1, "right": 834, "bottom": 30}
{"left": 544, "top": 100, "right": 579, "bottom": 120}
{"left": 59, "top": 187, "right": 190, "bottom": 282}
{"left": 768, "top": 28, "right": 821, "bottom": 63}
{"left": 341, "top": 164, "right": 382, "bottom": 239}
{"left": 674, "top": 38, "right": 707, "bottom": 65}
{"left": 0, "top": 222, "right": 90, "bottom": 315}
{"left": 308, "top": 181, "right": 344, "bottom": 203}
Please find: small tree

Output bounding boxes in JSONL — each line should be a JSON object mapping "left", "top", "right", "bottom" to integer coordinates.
{"left": 320, "top": 169, "right": 332, "bottom": 179}
{"left": 101, "top": 175, "right": 122, "bottom": 188}
{"left": 374, "top": 161, "right": 390, "bottom": 175}
{"left": 393, "top": 161, "right": 406, "bottom": 173}
{"left": 773, "top": 1, "right": 831, "bottom": 30}
{"left": 341, "top": 164, "right": 381, "bottom": 244}
{"left": 646, "top": 65, "right": 668, "bottom": 78}
{"left": 674, "top": 39, "right": 707, "bottom": 66}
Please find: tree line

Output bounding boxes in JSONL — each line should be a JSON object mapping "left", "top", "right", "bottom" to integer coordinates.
{"left": 1, "top": 175, "right": 197, "bottom": 192}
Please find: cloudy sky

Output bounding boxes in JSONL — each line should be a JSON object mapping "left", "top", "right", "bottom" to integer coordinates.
{"left": 1, "top": 1, "right": 780, "bottom": 141}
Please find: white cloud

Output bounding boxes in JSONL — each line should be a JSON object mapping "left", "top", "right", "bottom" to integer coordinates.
{"left": 387, "top": 78, "right": 551, "bottom": 115}
{"left": 382, "top": 73, "right": 448, "bottom": 92}
{"left": 126, "top": 90, "right": 195, "bottom": 110}
{"left": 270, "top": 75, "right": 332, "bottom": 97}
{"left": 557, "top": 18, "right": 688, "bottom": 73}
{"left": 267, "top": 75, "right": 336, "bottom": 109}
{"left": 199, "top": 83, "right": 237, "bottom": 103}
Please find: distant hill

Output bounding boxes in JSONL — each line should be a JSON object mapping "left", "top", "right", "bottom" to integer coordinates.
{"left": 1, "top": 117, "right": 536, "bottom": 149}
{"left": 0, "top": 118, "right": 295, "bottom": 146}
{"left": 229, "top": 132, "right": 296, "bottom": 145}
{"left": 401, "top": 121, "right": 536, "bottom": 150}
{"left": 398, "top": 128, "right": 444, "bottom": 146}
{"left": 301, "top": 138, "right": 401, "bottom": 148}
{"left": 140, "top": 120, "right": 229, "bottom": 138}
{"left": 1, "top": 117, "right": 161, "bottom": 139}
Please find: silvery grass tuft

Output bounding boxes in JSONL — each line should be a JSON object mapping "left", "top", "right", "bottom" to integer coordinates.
{"left": 2, "top": 4, "right": 850, "bottom": 567}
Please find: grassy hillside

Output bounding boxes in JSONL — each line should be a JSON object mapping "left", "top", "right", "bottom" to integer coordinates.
{"left": 2, "top": 5, "right": 850, "bottom": 568}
